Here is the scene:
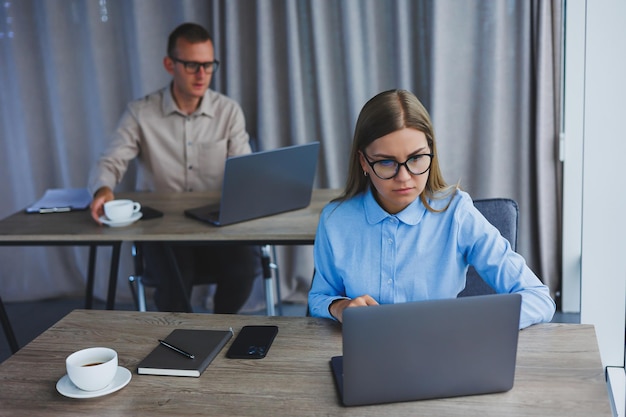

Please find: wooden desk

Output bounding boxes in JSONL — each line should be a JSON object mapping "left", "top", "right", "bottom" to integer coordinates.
{"left": 0, "top": 189, "right": 341, "bottom": 308}
{"left": 0, "top": 311, "right": 611, "bottom": 416}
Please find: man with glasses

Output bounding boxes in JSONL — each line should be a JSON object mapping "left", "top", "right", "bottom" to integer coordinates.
{"left": 88, "top": 22, "right": 261, "bottom": 313}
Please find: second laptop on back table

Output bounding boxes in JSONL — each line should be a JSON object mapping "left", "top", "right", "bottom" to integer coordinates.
{"left": 185, "top": 142, "right": 320, "bottom": 226}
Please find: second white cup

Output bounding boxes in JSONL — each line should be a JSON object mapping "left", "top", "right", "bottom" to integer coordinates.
{"left": 104, "top": 199, "right": 141, "bottom": 222}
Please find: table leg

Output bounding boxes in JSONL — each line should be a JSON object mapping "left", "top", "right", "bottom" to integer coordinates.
{"left": 85, "top": 245, "right": 97, "bottom": 309}
{"left": 106, "top": 242, "right": 121, "bottom": 310}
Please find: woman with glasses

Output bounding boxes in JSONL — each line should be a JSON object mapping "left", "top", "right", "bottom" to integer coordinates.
{"left": 308, "top": 89, "right": 555, "bottom": 329}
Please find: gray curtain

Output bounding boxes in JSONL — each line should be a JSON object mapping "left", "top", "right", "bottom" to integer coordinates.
{"left": 0, "top": 0, "right": 561, "bottom": 307}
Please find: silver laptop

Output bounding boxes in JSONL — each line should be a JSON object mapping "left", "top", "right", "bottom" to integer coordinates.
{"left": 331, "top": 293, "right": 521, "bottom": 406}
{"left": 185, "top": 142, "right": 319, "bottom": 226}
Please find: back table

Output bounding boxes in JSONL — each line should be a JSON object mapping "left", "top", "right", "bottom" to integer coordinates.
{"left": 0, "top": 189, "right": 341, "bottom": 350}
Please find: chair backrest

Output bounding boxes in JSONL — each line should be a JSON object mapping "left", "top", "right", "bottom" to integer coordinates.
{"left": 457, "top": 198, "right": 519, "bottom": 297}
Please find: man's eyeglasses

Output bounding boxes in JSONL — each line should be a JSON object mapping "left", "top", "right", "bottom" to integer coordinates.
{"left": 363, "top": 152, "right": 433, "bottom": 180}
{"left": 170, "top": 56, "right": 220, "bottom": 74}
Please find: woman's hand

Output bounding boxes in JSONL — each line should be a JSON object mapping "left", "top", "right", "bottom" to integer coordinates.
{"left": 329, "top": 295, "right": 379, "bottom": 323}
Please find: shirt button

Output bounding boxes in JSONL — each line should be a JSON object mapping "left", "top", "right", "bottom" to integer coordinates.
{"left": 388, "top": 279, "right": 392, "bottom": 284}
{"left": 187, "top": 141, "right": 192, "bottom": 146}
{"left": 188, "top": 165, "right": 193, "bottom": 170}
{"left": 188, "top": 188, "right": 193, "bottom": 191}
{"left": 388, "top": 238, "right": 393, "bottom": 244}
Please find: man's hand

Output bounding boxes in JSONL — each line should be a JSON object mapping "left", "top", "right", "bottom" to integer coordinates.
{"left": 329, "top": 295, "right": 379, "bottom": 323}
{"left": 90, "top": 187, "right": 114, "bottom": 224}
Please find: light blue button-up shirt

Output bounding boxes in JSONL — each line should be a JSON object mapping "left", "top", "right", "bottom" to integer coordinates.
{"left": 308, "top": 188, "right": 555, "bottom": 329}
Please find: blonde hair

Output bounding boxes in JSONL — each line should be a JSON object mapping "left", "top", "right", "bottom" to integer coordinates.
{"left": 337, "top": 89, "right": 456, "bottom": 212}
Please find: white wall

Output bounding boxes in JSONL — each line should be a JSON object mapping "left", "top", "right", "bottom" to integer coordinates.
{"left": 565, "top": 0, "right": 626, "bottom": 369}
{"left": 561, "top": 0, "right": 585, "bottom": 314}
{"left": 564, "top": 4, "right": 626, "bottom": 412}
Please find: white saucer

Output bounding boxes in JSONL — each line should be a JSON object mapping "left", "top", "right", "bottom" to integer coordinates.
{"left": 99, "top": 212, "right": 143, "bottom": 227}
{"left": 56, "top": 366, "right": 132, "bottom": 399}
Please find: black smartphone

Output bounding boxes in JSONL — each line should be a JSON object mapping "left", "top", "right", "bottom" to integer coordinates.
{"left": 226, "top": 325, "right": 278, "bottom": 359}
{"left": 140, "top": 206, "right": 164, "bottom": 220}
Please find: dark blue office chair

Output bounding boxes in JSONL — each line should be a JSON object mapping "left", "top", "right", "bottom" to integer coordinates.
{"left": 458, "top": 198, "right": 519, "bottom": 297}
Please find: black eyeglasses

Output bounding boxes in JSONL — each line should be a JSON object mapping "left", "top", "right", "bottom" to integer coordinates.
{"left": 170, "top": 56, "right": 220, "bottom": 74}
{"left": 363, "top": 152, "right": 433, "bottom": 180}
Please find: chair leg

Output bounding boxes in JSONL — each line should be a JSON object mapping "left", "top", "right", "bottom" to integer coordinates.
{"left": 128, "top": 275, "right": 140, "bottom": 310}
{"left": 137, "top": 277, "right": 147, "bottom": 312}
{"left": 261, "top": 245, "right": 275, "bottom": 316}
{"left": 0, "top": 295, "right": 19, "bottom": 354}
{"left": 128, "top": 242, "right": 148, "bottom": 312}
{"left": 270, "top": 245, "right": 283, "bottom": 316}
{"left": 128, "top": 275, "right": 148, "bottom": 312}
{"left": 261, "top": 245, "right": 283, "bottom": 316}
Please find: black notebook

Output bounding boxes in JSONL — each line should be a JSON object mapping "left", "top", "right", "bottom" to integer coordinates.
{"left": 137, "top": 329, "right": 233, "bottom": 377}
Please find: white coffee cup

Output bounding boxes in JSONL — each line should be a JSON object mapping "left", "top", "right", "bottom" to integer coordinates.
{"left": 66, "top": 347, "right": 118, "bottom": 391}
{"left": 104, "top": 199, "right": 141, "bottom": 222}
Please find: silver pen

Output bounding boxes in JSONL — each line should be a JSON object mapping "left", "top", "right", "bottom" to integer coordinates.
{"left": 39, "top": 207, "right": 71, "bottom": 213}
{"left": 158, "top": 339, "right": 195, "bottom": 359}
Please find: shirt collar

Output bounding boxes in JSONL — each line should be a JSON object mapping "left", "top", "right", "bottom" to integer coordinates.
{"left": 363, "top": 187, "right": 426, "bottom": 226}
{"left": 195, "top": 89, "right": 214, "bottom": 117}
{"left": 162, "top": 83, "right": 214, "bottom": 118}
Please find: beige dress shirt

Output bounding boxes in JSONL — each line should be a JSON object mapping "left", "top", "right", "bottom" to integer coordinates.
{"left": 88, "top": 84, "right": 251, "bottom": 195}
